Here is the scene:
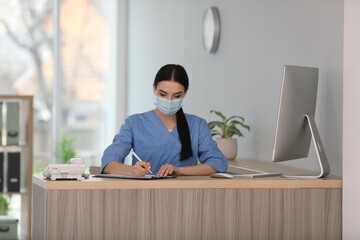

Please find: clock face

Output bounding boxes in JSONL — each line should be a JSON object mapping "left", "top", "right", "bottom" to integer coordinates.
{"left": 202, "top": 7, "right": 220, "bottom": 53}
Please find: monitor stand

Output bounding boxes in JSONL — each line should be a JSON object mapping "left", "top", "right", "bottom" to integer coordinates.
{"left": 282, "top": 114, "right": 330, "bottom": 179}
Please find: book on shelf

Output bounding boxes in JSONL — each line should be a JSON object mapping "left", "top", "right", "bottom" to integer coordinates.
{"left": 6, "top": 102, "right": 20, "bottom": 146}
{"left": 0, "top": 152, "right": 3, "bottom": 192}
{"left": 7, "top": 152, "right": 20, "bottom": 192}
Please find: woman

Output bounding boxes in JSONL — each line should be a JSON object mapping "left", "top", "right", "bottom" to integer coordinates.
{"left": 101, "top": 64, "right": 228, "bottom": 177}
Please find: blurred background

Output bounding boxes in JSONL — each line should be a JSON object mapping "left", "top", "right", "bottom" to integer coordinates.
{"left": 0, "top": 0, "right": 119, "bottom": 172}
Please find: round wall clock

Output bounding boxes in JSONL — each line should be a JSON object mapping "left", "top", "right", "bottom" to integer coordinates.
{"left": 202, "top": 6, "right": 221, "bottom": 53}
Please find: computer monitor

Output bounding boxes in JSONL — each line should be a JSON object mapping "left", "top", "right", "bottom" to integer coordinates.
{"left": 272, "top": 65, "right": 330, "bottom": 178}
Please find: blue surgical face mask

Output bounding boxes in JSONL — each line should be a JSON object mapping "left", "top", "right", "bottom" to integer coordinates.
{"left": 154, "top": 96, "right": 183, "bottom": 115}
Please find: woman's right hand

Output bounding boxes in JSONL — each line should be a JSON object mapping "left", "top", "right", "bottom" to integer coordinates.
{"left": 132, "top": 161, "right": 151, "bottom": 177}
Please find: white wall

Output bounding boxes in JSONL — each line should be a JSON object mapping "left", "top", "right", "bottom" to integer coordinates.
{"left": 343, "top": 0, "right": 360, "bottom": 238}
{"left": 126, "top": 0, "right": 343, "bottom": 175}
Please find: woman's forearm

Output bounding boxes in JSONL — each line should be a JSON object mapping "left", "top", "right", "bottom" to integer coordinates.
{"left": 177, "top": 164, "right": 217, "bottom": 176}
{"left": 103, "top": 161, "right": 133, "bottom": 175}
{"left": 104, "top": 161, "right": 218, "bottom": 176}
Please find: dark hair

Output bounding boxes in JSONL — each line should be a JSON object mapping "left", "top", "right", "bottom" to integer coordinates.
{"left": 154, "top": 64, "right": 193, "bottom": 161}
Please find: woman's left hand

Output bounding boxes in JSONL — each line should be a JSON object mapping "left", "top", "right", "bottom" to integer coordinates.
{"left": 156, "top": 164, "right": 180, "bottom": 176}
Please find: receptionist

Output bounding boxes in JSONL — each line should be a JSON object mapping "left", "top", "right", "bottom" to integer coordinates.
{"left": 101, "top": 64, "right": 228, "bottom": 177}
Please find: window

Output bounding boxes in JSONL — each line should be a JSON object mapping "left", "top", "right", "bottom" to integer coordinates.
{"left": 0, "top": 0, "right": 121, "bottom": 170}
{"left": 56, "top": 0, "right": 118, "bottom": 166}
{"left": 0, "top": 0, "right": 54, "bottom": 171}
{"left": 1, "top": 0, "right": 124, "bottom": 237}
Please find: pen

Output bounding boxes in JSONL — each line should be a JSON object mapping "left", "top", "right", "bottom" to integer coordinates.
{"left": 130, "top": 149, "right": 154, "bottom": 174}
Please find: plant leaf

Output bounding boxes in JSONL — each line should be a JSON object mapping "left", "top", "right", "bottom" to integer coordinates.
{"left": 225, "top": 115, "right": 245, "bottom": 124}
{"left": 237, "top": 122, "right": 250, "bottom": 131}
{"left": 208, "top": 121, "right": 225, "bottom": 130}
{"left": 228, "top": 120, "right": 243, "bottom": 126}
{"left": 208, "top": 110, "right": 250, "bottom": 138}
{"left": 210, "top": 129, "right": 221, "bottom": 137}
{"left": 228, "top": 120, "right": 250, "bottom": 131}
{"left": 210, "top": 110, "right": 226, "bottom": 122}
{"left": 226, "top": 125, "right": 243, "bottom": 138}
{"left": 55, "top": 136, "right": 77, "bottom": 164}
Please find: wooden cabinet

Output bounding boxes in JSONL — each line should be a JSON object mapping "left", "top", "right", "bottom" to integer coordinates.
{"left": 0, "top": 95, "right": 33, "bottom": 239}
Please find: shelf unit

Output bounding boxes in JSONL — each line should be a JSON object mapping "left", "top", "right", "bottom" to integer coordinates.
{"left": 0, "top": 95, "right": 33, "bottom": 239}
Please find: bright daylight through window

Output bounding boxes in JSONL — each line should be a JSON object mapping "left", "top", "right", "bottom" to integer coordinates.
{"left": 1, "top": 1, "right": 118, "bottom": 237}
{"left": 0, "top": 0, "right": 117, "bottom": 173}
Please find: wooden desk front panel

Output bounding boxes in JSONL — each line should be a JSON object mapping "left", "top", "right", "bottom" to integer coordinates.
{"left": 33, "top": 185, "right": 341, "bottom": 240}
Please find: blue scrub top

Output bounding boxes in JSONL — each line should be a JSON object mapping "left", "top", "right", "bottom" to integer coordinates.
{"left": 101, "top": 110, "right": 228, "bottom": 174}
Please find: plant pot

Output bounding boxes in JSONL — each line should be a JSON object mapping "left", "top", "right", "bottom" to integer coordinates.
{"left": 216, "top": 138, "right": 237, "bottom": 160}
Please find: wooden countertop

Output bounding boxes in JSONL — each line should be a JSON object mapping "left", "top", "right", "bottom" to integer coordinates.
{"left": 33, "top": 159, "right": 342, "bottom": 190}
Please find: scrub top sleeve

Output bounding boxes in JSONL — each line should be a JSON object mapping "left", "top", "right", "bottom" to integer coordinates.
{"left": 100, "top": 118, "right": 134, "bottom": 173}
{"left": 197, "top": 119, "right": 228, "bottom": 173}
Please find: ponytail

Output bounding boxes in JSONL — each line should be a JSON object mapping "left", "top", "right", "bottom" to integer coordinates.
{"left": 176, "top": 108, "right": 193, "bottom": 160}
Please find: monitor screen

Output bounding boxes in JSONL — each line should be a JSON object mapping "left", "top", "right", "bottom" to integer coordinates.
{"left": 272, "top": 65, "right": 330, "bottom": 178}
{"left": 272, "top": 65, "right": 318, "bottom": 162}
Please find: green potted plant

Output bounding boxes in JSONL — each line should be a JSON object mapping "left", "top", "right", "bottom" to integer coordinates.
{"left": 0, "top": 195, "right": 10, "bottom": 215}
{"left": 208, "top": 110, "right": 250, "bottom": 160}
{"left": 55, "top": 136, "right": 77, "bottom": 164}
